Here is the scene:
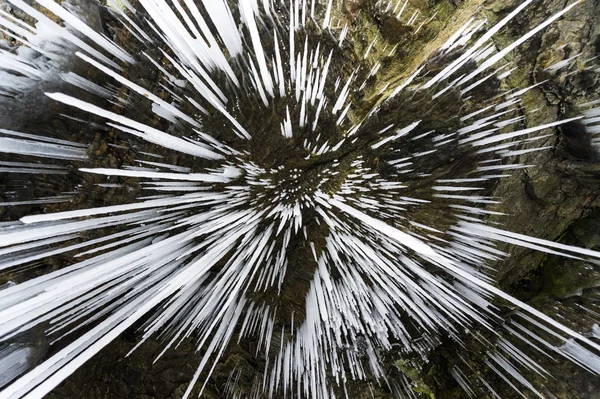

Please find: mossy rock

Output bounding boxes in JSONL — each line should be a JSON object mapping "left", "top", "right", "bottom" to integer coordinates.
{"left": 380, "top": 17, "right": 414, "bottom": 44}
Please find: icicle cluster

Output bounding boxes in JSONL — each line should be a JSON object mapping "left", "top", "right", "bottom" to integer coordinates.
{"left": 0, "top": 0, "right": 599, "bottom": 398}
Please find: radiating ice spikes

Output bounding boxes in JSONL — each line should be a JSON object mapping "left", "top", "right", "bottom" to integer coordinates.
{"left": 0, "top": 0, "right": 599, "bottom": 399}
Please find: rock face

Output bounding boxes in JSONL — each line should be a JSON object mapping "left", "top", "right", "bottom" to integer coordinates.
{"left": 483, "top": 0, "right": 600, "bottom": 293}
{"left": 481, "top": 1, "right": 600, "bottom": 397}
{"left": 485, "top": 0, "right": 600, "bottom": 324}
{"left": 2, "top": 0, "right": 600, "bottom": 398}
{"left": 414, "top": 0, "right": 600, "bottom": 397}
{"left": 46, "top": 331, "right": 206, "bottom": 399}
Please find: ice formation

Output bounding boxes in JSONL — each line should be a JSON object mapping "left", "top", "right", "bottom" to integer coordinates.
{"left": 0, "top": 0, "right": 599, "bottom": 398}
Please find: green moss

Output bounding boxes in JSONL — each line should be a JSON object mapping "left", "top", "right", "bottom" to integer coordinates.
{"left": 395, "top": 359, "right": 436, "bottom": 398}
